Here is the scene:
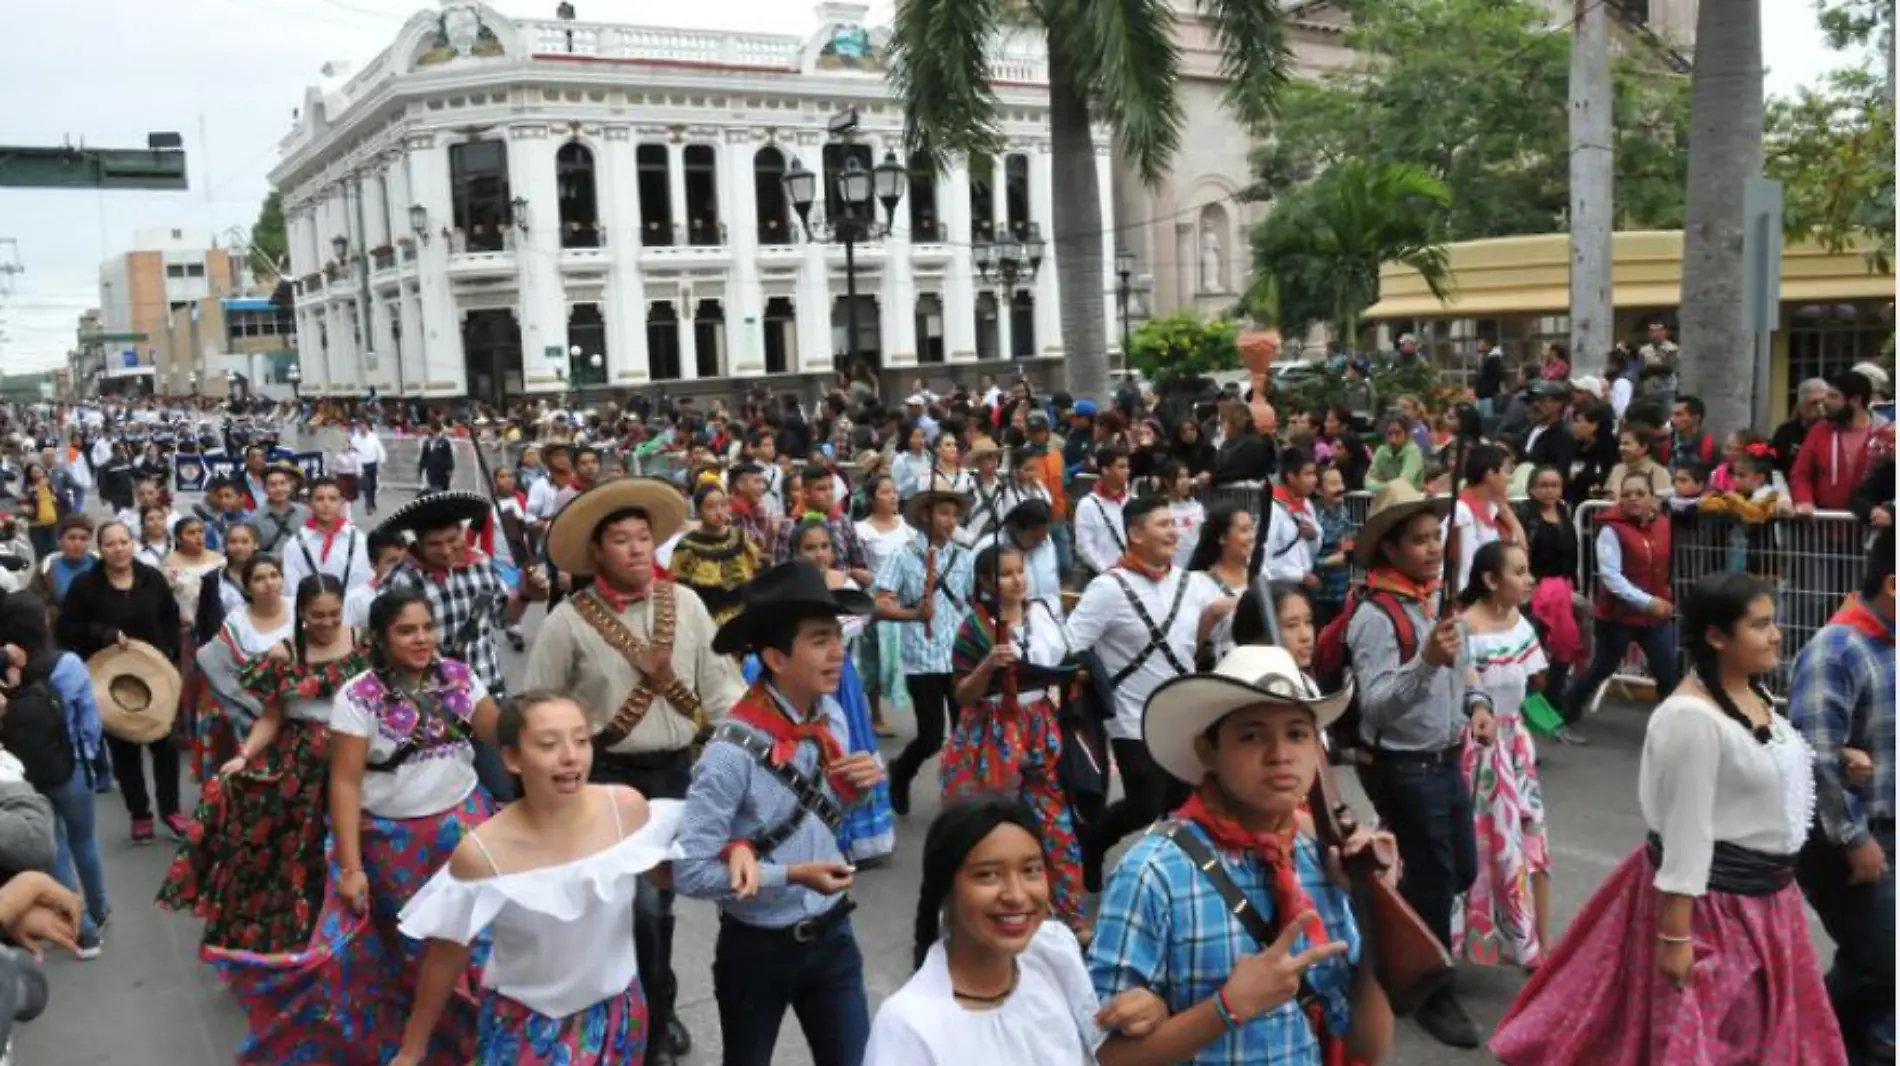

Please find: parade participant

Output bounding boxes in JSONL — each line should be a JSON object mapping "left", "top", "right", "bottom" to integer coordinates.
{"left": 1187, "top": 504, "right": 1258, "bottom": 666}
{"left": 942, "top": 544, "right": 1083, "bottom": 931}
{"left": 1069, "top": 494, "right": 1231, "bottom": 889}
{"left": 1453, "top": 542, "right": 1552, "bottom": 968}
{"left": 676, "top": 562, "right": 884, "bottom": 1066}
{"left": 891, "top": 422, "right": 932, "bottom": 499}
{"left": 382, "top": 491, "right": 546, "bottom": 801}
{"left": 345, "top": 530, "right": 408, "bottom": 630}
{"left": 524, "top": 477, "right": 742, "bottom": 1066}
{"left": 1346, "top": 482, "right": 1489, "bottom": 1047}
{"left": 36, "top": 514, "right": 93, "bottom": 604}
{"left": 134, "top": 504, "right": 172, "bottom": 569}
{"left": 555, "top": 447, "right": 603, "bottom": 511}
{"left": 192, "top": 553, "right": 293, "bottom": 780}
{"left": 394, "top": 694, "right": 682, "bottom": 1066}
{"left": 57, "top": 521, "right": 185, "bottom": 844}
{"left": 728, "top": 462, "right": 777, "bottom": 559}
{"left": 875, "top": 488, "right": 975, "bottom": 816}
{"left": 1074, "top": 447, "right": 1131, "bottom": 577}
{"left": 114, "top": 477, "right": 179, "bottom": 540}
{"left": 772, "top": 464, "right": 873, "bottom": 586}
{"left": 252, "top": 463, "right": 312, "bottom": 557}
{"left": 1792, "top": 530, "right": 1896, "bottom": 1064}
{"left": 669, "top": 480, "right": 762, "bottom": 627}
{"left": 349, "top": 418, "right": 387, "bottom": 515}
{"left": 1444, "top": 443, "right": 1524, "bottom": 594}
{"left": 192, "top": 521, "right": 258, "bottom": 645}
{"left": 18, "top": 464, "right": 58, "bottom": 560}
{"left": 1263, "top": 449, "right": 1320, "bottom": 587}
{"left": 197, "top": 476, "right": 251, "bottom": 552}
{"left": 159, "top": 574, "right": 366, "bottom": 954}
{"left": 525, "top": 442, "right": 575, "bottom": 528}
{"left": 955, "top": 440, "right": 1007, "bottom": 548}
{"left": 994, "top": 497, "right": 1061, "bottom": 616}
{"left": 1089, "top": 645, "right": 1396, "bottom": 1066}
{"left": 211, "top": 589, "right": 499, "bottom": 1066}
{"left": 96, "top": 443, "right": 135, "bottom": 518}
{"left": 743, "top": 428, "right": 787, "bottom": 515}
{"left": 1560, "top": 473, "right": 1680, "bottom": 742}
{"left": 163, "top": 515, "right": 224, "bottom": 628}
{"left": 852, "top": 473, "right": 912, "bottom": 736}
{"left": 1157, "top": 460, "right": 1205, "bottom": 570}
{"left": 419, "top": 421, "right": 456, "bottom": 494}
{"left": 866, "top": 797, "right": 1168, "bottom": 1065}
{"left": 282, "top": 476, "right": 374, "bottom": 596}
{"left": 236, "top": 445, "right": 270, "bottom": 510}
{"left": 1491, "top": 572, "right": 1844, "bottom": 1065}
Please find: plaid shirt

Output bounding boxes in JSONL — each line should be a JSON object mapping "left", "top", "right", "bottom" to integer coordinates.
{"left": 384, "top": 556, "right": 512, "bottom": 696}
{"left": 1790, "top": 615, "right": 1895, "bottom": 849}
{"left": 1090, "top": 824, "right": 1360, "bottom": 1066}
{"left": 770, "top": 512, "right": 869, "bottom": 571}
{"left": 828, "top": 414, "right": 855, "bottom": 458}
{"left": 1313, "top": 500, "right": 1354, "bottom": 608}
{"left": 731, "top": 497, "right": 775, "bottom": 559}
{"left": 874, "top": 539, "right": 974, "bottom": 675}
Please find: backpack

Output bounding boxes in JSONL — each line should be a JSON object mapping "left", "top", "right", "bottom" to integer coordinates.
{"left": 1311, "top": 587, "right": 1419, "bottom": 758}
{"left": 0, "top": 680, "right": 75, "bottom": 792}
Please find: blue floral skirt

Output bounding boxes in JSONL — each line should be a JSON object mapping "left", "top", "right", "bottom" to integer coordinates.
{"left": 477, "top": 978, "right": 647, "bottom": 1065}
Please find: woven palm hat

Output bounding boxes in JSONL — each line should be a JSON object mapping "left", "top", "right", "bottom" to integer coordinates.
{"left": 547, "top": 477, "right": 688, "bottom": 576}
{"left": 1352, "top": 481, "right": 1453, "bottom": 569}
{"left": 89, "top": 641, "right": 182, "bottom": 745}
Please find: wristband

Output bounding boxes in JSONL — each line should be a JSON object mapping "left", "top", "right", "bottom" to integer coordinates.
{"left": 1213, "top": 988, "right": 1243, "bottom": 1030}
{"left": 1655, "top": 931, "right": 1692, "bottom": 944}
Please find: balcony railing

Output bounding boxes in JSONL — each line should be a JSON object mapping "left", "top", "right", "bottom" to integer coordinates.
{"left": 522, "top": 20, "right": 801, "bottom": 69}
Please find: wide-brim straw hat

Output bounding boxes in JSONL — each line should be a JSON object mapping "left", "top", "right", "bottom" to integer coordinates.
{"left": 1143, "top": 645, "right": 1353, "bottom": 784}
{"left": 375, "top": 490, "right": 490, "bottom": 540}
{"left": 547, "top": 477, "right": 688, "bottom": 576}
{"left": 966, "top": 439, "right": 1003, "bottom": 465}
{"left": 89, "top": 641, "right": 182, "bottom": 745}
{"left": 1353, "top": 481, "right": 1453, "bottom": 569}
{"left": 903, "top": 489, "right": 968, "bottom": 530}
{"left": 712, "top": 562, "right": 875, "bottom": 656}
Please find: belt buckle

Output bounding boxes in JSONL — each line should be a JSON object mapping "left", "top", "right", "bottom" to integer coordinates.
{"left": 791, "top": 918, "right": 818, "bottom": 944}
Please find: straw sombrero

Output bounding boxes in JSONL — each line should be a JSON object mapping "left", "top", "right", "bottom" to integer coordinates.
{"left": 547, "top": 478, "right": 688, "bottom": 576}
{"left": 1352, "top": 481, "right": 1453, "bottom": 569}
{"left": 89, "top": 641, "right": 182, "bottom": 745}
{"left": 903, "top": 489, "right": 968, "bottom": 531}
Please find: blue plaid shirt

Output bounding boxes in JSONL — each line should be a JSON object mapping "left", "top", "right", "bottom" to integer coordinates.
{"left": 1090, "top": 823, "right": 1360, "bottom": 1066}
{"left": 1313, "top": 500, "right": 1354, "bottom": 608}
{"left": 874, "top": 539, "right": 973, "bottom": 675}
{"left": 1790, "top": 610, "right": 1895, "bottom": 849}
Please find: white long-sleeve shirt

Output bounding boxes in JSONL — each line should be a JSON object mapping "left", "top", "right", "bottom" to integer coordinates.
{"left": 1595, "top": 526, "right": 1655, "bottom": 611}
{"left": 1263, "top": 500, "right": 1316, "bottom": 583}
{"left": 281, "top": 521, "right": 374, "bottom": 596}
{"left": 1073, "top": 492, "right": 1127, "bottom": 575}
{"left": 350, "top": 430, "right": 387, "bottom": 466}
{"left": 1066, "top": 566, "right": 1220, "bottom": 740}
{"left": 1445, "top": 499, "right": 1503, "bottom": 595}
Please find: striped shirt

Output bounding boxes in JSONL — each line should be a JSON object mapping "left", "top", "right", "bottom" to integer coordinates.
{"left": 1790, "top": 614, "right": 1896, "bottom": 849}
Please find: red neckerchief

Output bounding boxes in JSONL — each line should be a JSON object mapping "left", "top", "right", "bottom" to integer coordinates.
{"left": 1174, "top": 789, "right": 1346, "bottom": 1066}
{"left": 727, "top": 681, "right": 860, "bottom": 804}
{"left": 1830, "top": 595, "right": 1896, "bottom": 645}
{"left": 1117, "top": 553, "right": 1171, "bottom": 583}
{"left": 306, "top": 516, "right": 347, "bottom": 562}
{"left": 1366, "top": 566, "right": 1441, "bottom": 606}
{"left": 1458, "top": 490, "right": 1511, "bottom": 540}
{"left": 1095, "top": 482, "right": 1129, "bottom": 504}
{"left": 414, "top": 548, "right": 487, "bottom": 585}
{"left": 592, "top": 576, "right": 657, "bottom": 615}
{"left": 1273, "top": 485, "right": 1313, "bottom": 518}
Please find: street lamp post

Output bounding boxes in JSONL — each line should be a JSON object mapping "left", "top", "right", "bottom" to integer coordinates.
{"left": 783, "top": 134, "right": 907, "bottom": 375}
{"left": 1115, "top": 248, "right": 1136, "bottom": 380}
{"left": 973, "top": 223, "right": 1047, "bottom": 360}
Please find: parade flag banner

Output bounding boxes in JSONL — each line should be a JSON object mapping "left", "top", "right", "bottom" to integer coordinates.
{"left": 175, "top": 452, "right": 324, "bottom": 494}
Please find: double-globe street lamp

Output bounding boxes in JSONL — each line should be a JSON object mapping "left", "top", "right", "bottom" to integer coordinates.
{"left": 973, "top": 223, "right": 1046, "bottom": 359}
{"left": 782, "top": 142, "right": 907, "bottom": 374}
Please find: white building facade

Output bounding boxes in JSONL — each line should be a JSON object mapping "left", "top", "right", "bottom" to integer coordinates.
{"left": 272, "top": 2, "right": 1114, "bottom": 402}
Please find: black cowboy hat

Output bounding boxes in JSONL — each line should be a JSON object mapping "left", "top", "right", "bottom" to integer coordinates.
{"left": 375, "top": 490, "right": 489, "bottom": 539}
{"left": 712, "top": 561, "right": 874, "bottom": 656}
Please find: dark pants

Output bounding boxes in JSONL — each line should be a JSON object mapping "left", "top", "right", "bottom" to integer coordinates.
{"left": 1562, "top": 618, "right": 1680, "bottom": 724}
{"left": 1361, "top": 754, "right": 1478, "bottom": 952}
{"left": 1091, "top": 737, "right": 1190, "bottom": 871}
{"left": 592, "top": 748, "right": 692, "bottom": 1066}
{"left": 470, "top": 739, "right": 516, "bottom": 804}
{"left": 712, "top": 916, "right": 869, "bottom": 1066}
{"left": 891, "top": 673, "right": 955, "bottom": 801}
{"left": 360, "top": 462, "right": 379, "bottom": 513}
{"left": 105, "top": 736, "right": 179, "bottom": 821}
{"left": 1797, "top": 821, "right": 1896, "bottom": 1063}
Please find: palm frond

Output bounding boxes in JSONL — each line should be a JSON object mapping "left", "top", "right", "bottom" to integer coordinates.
{"left": 1193, "top": 0, "right": 1294, "bottom": 129}
{"left": 888, "top": 0, "right": 1008, "bottom": 171}
{"left": 1057, "top": 0, "right": 1184, "bottom": 186}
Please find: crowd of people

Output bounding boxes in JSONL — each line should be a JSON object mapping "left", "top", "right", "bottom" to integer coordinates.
{"left": 0, "top": 323, "right": 1883, "bottom": 1066}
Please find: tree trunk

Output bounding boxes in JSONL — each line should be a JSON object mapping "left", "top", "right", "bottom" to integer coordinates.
{"left": 1046, "top": 33, "right": 1110, "bottom": 401}
{"left": 1568, "top": 0, "right": 1615, "bottom": 367}
{"left": 1678, "top": 0, "right": 1763, "bottom": 436}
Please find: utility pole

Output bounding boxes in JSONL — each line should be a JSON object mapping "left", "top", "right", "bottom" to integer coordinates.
{"left": 1568, "top": 0, "right": 1615, "bottom": 366}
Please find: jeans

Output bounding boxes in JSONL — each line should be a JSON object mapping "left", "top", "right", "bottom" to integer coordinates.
{"left": 26, "top": 527, "right": 53, "bottom": 560}
{"left": 712, "top": 916, "right": 869, "bottom": 1066}
{"left": 891, "top": 673, "right": 955, "bottom": 803}
{"left": 359, "top": 462, "right": 379, "bottom": 513}
{"left": 592, "top": 748, "right": 692, "bottom": 1066}
{"left": 68, "top": 488, "right": 85, "bottom": 514}
{"left": 1562, "top": 618, "right": 1680, "bottom": 725}
{"left": 44, "top": 771, "right": 107, "bottom": 936}
{"left": 1090, "top": 738, "right": 1189, "bottom": 875}
{"left": 1797, "top": 821, "right": 1896, "bottom": 1063}
{"left": 470, "top": 739, "right": 515, "bottom": 804}
{"left": 105, "top": 736, "right": 178, "bottom": 821}
{"left": 1361, "top": 755, "right": 1478, "bottom": 951}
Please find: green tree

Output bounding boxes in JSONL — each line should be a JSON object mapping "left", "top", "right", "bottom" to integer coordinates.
{"left": 1249, "top": 160, "right": 1453, "bottom": 344}
{"left": 887, "top": 0, "right": 1294, "bottom": 403}
{"left": 1248, "top": 0, "right": 1690, "bottom": 240}
{"left": 250, "top": 190, "right": 288, "bottom": 283}
{"left": 1125, "top": 312, "right": 1240, "bottom": 386}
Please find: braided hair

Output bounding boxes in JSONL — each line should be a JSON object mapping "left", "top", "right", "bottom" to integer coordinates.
{"left": 366, "top": 587, "right": 439, "bottom": 696}
{"left": 1681, "top": 571, "right": 1778, "bottom": 744}
{"left": 912, "top": 796, "right": 1043, "bottom": 971}
{"left": 971, "top": 543, "right": 1023, "bottom": 619}
{"left": 291, "top": 574, "right": 346, "bottom": 665}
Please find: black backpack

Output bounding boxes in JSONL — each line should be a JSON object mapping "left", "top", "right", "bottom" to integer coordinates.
{"left": 0, "top": 680, "right": 75, "bottom": 792}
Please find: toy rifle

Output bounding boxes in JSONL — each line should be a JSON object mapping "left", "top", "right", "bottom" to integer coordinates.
{"left": 922, "top": 544, "right": 937, "bottom": 639}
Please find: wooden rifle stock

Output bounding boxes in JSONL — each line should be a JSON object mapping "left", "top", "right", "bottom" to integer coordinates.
{"left": 922, "top": 546, "right": 937, "bottom": 639}
{"left": 1306, "top": 760, "right": 1454, "bottom": 1015}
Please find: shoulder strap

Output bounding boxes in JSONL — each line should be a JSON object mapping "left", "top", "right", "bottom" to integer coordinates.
{"left": 1106, "top": 571, "right": 1194, "bottom": 685}
{"left": 465, "top": 830, "right": 504, "bottom": 876}
{"left": 1090, "top": 495, "right": 1128, "bottom": 552}
{"left": 713, "top": 721, "right": 845, "bottom": 855}
{"left": 1366, "top": 590, "right": 1418, "bottom": 663}
{"left": 572, "top": 584, "right": 695, "bottom": 747}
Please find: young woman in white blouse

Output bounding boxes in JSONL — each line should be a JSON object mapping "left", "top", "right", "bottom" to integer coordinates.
{"left": 1491, "top": 571, "right": 1845, "bottom": 1065}
{"left": 395, "top": 693, "right": 681, "bottom": 1066}
{"left": 854, "top": 473, "right": 915, "bottom": 736}
{"left": 865, "top": 798, "right": 1165, "bottom": 1066}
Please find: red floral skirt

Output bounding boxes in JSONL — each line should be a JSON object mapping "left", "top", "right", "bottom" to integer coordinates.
{"left": 157, "top": 717, "right": 329, "bottom": 954}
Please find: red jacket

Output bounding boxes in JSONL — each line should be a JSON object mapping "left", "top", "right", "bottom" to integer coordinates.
{"left": 1792, "top": 417, "right": 1895, "bottom": 511}
{"left": 1594, "top": 510, "right": 1671, "bottom": 628}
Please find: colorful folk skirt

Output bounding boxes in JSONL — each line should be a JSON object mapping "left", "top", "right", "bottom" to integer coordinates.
{"left": 858, "top": 619, "right": 912, "bottom": 714}
{"left": 1489, "top": 847, "right": 1846, "bottom": 1066}
{"left": 833, "top": 655, "right": 894, "bottom": 862}
{"left": 189, "top": 684, "right": 247, "bottom": 787}
{"left": 940, "top": 693, "right": 1087, "bottom": 933}
{"left": 476, "top": 978, "right": 648, "bottom": 1065}
{"left": 208, "top": 788, "right": 496, "bottom": 1066}
{"left": 156, "top": 718, "right": 330, "bottom": 955}
{"left": 1453, "top": 714, "right": 1551, "bottom": 968}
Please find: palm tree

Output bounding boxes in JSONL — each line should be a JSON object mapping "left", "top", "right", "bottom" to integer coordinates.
{"left": 1677, "top": 0, "right": 1763, "bottom": 435}
{"left": 888, "top": 0, "right": 1292, "bottom": 401}
{"left": 1247, "top": 160, "right": 1454, "bottom": 346}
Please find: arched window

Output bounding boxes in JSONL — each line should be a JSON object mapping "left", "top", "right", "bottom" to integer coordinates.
{"left": 1010, "top": 290, "right": 1035, "bottom": 358}
{"left": 636, "top": 145, "right": 672, "bottom": 247}
{"left": 449, "top": 140, "right": 510, "bottom": 253}
{"left": 556, "top": 142, "right": 600, "bottom": 249}
{"left": 1004, "top": 153, "right": 1030, "bottom": 238}
{"left": 567, "top": 303, "right": 607, "bottom": 384}
{"left": 968, "top": 156, "right": 995, "bottom": 240}
{"left": 908, "top": 154, "right": 939, "bottom": 242}
{"left": 694, "top": 299, "right": 726, "bottom": 377}
{"left": 647, "top": 301, "right": 681, "bottom": 379}
{"left": 822, "top": 142, "right": 873, "bottom": 224}
{"left": 755, "top": 147, "right": 791, "bottom": 246}
{"left": 763, "top": 296, "right": 796, "bottom": 373}
{"left": 975, "top": 293, "right": 999, "bottom": 361}
{"left": 685, "top": 145, "right": 720, "bottom": 246}
{"left": 915, "top": 294, "right": 945, "bottom": 363}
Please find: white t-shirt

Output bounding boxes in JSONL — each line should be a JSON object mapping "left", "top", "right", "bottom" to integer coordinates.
{"left": 1168, "top": 499, "right": 1206, "bottom": 571}
{"left": 329, "top": 667, "right": 489, "bottom": 819}
{"left": 865, "top": 921, "right": 1103, "bottom": 1066}
{"left": 856, "top": 518, "right": 916, "bottom": 584}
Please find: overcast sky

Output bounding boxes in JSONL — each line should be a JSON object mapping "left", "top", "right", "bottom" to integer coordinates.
{"left": 0, "top": 0, "right": 1856, "bottom": 373}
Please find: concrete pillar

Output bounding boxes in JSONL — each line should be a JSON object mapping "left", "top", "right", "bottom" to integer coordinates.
{"left": 1096, "top": 146, "right": 1117, "bottom": 351}
{"left": 678, "top": 291, "right": 698, "bottom": 381}
{"left": 406, "top": 134, "right": 464, "bottom": 396}
{"left": 724, "top": 134, "right": 764, "bottom": 375}
{"left": 1030, "top": 148, "right": 1061, "bottom": 359}
{"left": 943, "top": 156, "right": 977, "bottom": 363}
{"left": 668, "top": 142, "right": 689, "bottom": 248}
{"left": 510, "top": 126, "right": 565, "bottom": 394}
{"left": 598, "top": 128, "right": 650, "bottom": 386}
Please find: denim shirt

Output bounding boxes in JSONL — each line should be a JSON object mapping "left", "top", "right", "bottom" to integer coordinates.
{"left": 48, "top": 653, "right": 105, "bottom": 767}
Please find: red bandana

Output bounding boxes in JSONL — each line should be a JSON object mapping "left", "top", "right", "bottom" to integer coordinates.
{"left": 1366, "top": 566, "right": 1442, "bottom": 607}
{"left": 306, "top": 517, "right": 347, "bottom": 562}
{"left": 1273, "top": 485, "right": 1313, "bottom": 518}
{"left": 1458, "top": 490, "right": 1511, "bottom": 541}
{"left": 1095, "top": 482, "right": 1129, "bottom": 504}
{"left": 1117, "top": 553, "right": 1171, "bottom": 583}
{"left": 1175, "top": 789, "right": 1345, "bottom": 1066}
{"left": 415, "top": 548, "right": 487, "bottom": 585}
{"left": 592, "top": 577, "right": 656, "bottom": 615}
{"left": 1830, "top": 594, "right": 1896, "bottom": 645}
{"left": 728, "top": 682, "right": 859, "bottom": 804}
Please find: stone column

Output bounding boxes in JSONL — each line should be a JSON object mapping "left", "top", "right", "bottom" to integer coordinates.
{"left": 677, "top": 287, "right": 699, "bottom": 381}
{"left": 724, "top": 132, "right": 765, "bottom": 375}
{"left": 789, "top": 140, "right": 833, "bottom": 373}
{"left": 510, "top": 124, "right": 565, "bottom": 394}
{"left": 405, "top": 133, "right": 464, "bottom": 396}
{"left": 1029, "top": 146, "right": 1060, "bottom": 359}
{"left": 943, "top": 156, "right": 977, "bottom": 362}
{"left": 668, "top": 142, "right": 689, "bottom": 248}
{"left": 600, "top": 126, "right": 650, "bottom": 386}
{"left": 1096, "top": 145, "right": 1118, "bottom": 351}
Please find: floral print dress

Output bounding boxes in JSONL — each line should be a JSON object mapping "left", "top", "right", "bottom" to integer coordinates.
{"left": 1455, "top": 613, "right": 1552, "bottom": 968}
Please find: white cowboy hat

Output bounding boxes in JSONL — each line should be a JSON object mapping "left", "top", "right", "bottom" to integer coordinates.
{"left": 1142, "top": 645, "right": 1353, "bottom": 785}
